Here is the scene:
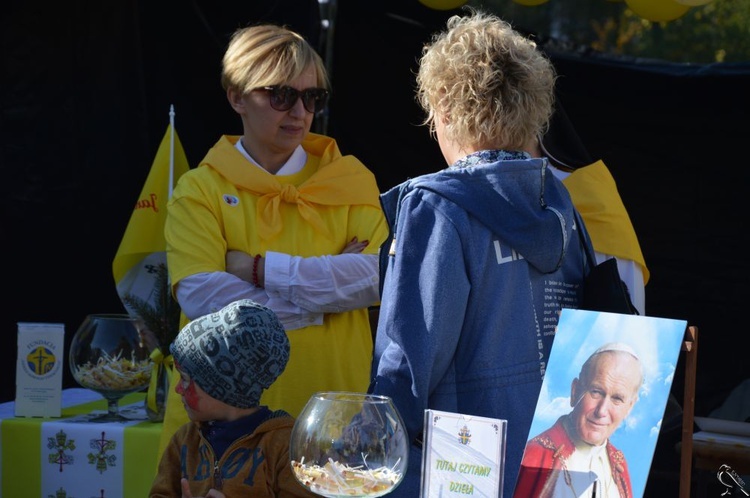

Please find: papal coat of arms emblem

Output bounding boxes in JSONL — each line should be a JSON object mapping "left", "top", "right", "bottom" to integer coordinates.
{"left": 458, "top": 425, "right": 472, "bottom": 445}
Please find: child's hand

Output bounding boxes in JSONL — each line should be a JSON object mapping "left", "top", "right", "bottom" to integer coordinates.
{"left": 342, "top": 236, "right": 369, "bottom": 254}
{"left": 181, "top": 478, "right": 226, "bottom": 498}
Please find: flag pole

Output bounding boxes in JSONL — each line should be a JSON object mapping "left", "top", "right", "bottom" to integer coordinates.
{"left": 168, "top": 105, "right": 175, "bottom": 198}
{"left": 314, "top": 0, "right": 336, "bottom": 135}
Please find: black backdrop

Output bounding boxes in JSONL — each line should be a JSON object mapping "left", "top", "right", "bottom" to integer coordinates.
{"left": 3, "top": 0, "right": 749, "bottom": 469}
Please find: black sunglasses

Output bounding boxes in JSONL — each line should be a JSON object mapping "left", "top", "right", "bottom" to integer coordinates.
{"left": 255, "top": 85, "right": 329, "bottom": 114}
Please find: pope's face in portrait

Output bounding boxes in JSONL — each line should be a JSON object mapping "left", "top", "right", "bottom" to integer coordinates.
{"left": 569, "top": 350, "right": 642, "bottom": 447}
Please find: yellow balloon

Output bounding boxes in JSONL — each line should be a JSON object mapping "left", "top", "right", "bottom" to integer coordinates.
{"left": 625, "top": 0, "right": 690, "bottom": 21}
{"left": 418, "top": 0, "right": 469, "bottom": 10}
{"left": 675, "top": 0, "right": 713, "bottom": 5}
{"left": 512, "top": 0, "right": 550, "bottom": 5}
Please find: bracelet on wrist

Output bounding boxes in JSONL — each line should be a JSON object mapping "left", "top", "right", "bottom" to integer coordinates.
{"left": 252, "top": 254, "right": 263, "bottom": 288}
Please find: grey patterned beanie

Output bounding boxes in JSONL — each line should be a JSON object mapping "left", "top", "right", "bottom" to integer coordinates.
{"left": 170, "top": 299, "right": 289, "bottom": 408}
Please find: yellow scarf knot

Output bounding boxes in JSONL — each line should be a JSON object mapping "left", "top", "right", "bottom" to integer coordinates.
{"left": 279, "top": 184, "right": 300, "bottom": 203}
{"left": 204, "top": 134, "right": 382, "bottom": 242}
{"left": 257, "top": 187, "right": 331, "bottom": 240}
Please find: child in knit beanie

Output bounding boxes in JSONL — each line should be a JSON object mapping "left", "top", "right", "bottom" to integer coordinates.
{"left": 149, "top": 299, "right": 315, "bottom": 498}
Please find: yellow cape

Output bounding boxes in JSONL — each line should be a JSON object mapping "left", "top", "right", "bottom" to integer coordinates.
{"left": 205, "top": 134, "right": 381, "bottom": 241}
{"left": 563, "top": 160, "right": 650, "bottom": 284}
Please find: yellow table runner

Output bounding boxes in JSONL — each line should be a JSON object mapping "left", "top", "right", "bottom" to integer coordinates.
{"left": 1, "top": 392, "right": 162, "bottom": 498}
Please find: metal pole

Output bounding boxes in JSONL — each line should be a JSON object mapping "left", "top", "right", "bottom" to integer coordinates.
{"left": 315, "top": 0, "right": 337, "bottom": 135}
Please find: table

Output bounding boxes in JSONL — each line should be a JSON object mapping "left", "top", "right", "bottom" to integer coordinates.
{"left": 693, "top": 431, "right": 750, "bottom": 473}
{"left": 0, "top": 389, "right": 163, "bottom": 498}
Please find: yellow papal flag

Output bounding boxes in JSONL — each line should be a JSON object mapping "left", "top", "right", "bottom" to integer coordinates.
{"left": 112, "top": 107, "right": 189, "bottom": 329}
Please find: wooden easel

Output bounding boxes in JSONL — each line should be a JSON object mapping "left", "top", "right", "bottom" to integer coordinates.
{"left": 679, "top": 325, "right": 699, "bottom": 498}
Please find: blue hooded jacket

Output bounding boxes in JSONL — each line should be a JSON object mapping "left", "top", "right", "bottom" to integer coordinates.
{"left": 369, "top": 152, "right": 592, "bottom": 498}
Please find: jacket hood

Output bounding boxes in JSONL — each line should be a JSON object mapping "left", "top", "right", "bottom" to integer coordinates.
{"left": 382, "top": 158, "right": 577, "bottom": 274}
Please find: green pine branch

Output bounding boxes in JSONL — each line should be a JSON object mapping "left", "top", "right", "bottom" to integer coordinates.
{"left": 122, "top": 262, "right": 181, "bottom": 351}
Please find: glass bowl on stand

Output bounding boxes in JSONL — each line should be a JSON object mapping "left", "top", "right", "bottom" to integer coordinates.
{"left": 68, "top": 314, "right": 152, "bottom": 422}
{"left": 290, "top": 391, "right": 409, "bottom": 497}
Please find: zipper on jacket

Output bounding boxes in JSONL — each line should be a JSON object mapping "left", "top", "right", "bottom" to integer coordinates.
{"left": 213, "top": 460, "right": 223, "bottom": 491}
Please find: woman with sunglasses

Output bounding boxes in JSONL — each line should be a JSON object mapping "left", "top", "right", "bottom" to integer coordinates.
{"left": 159, "top": 23, "right": 388, "bottom": 458}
